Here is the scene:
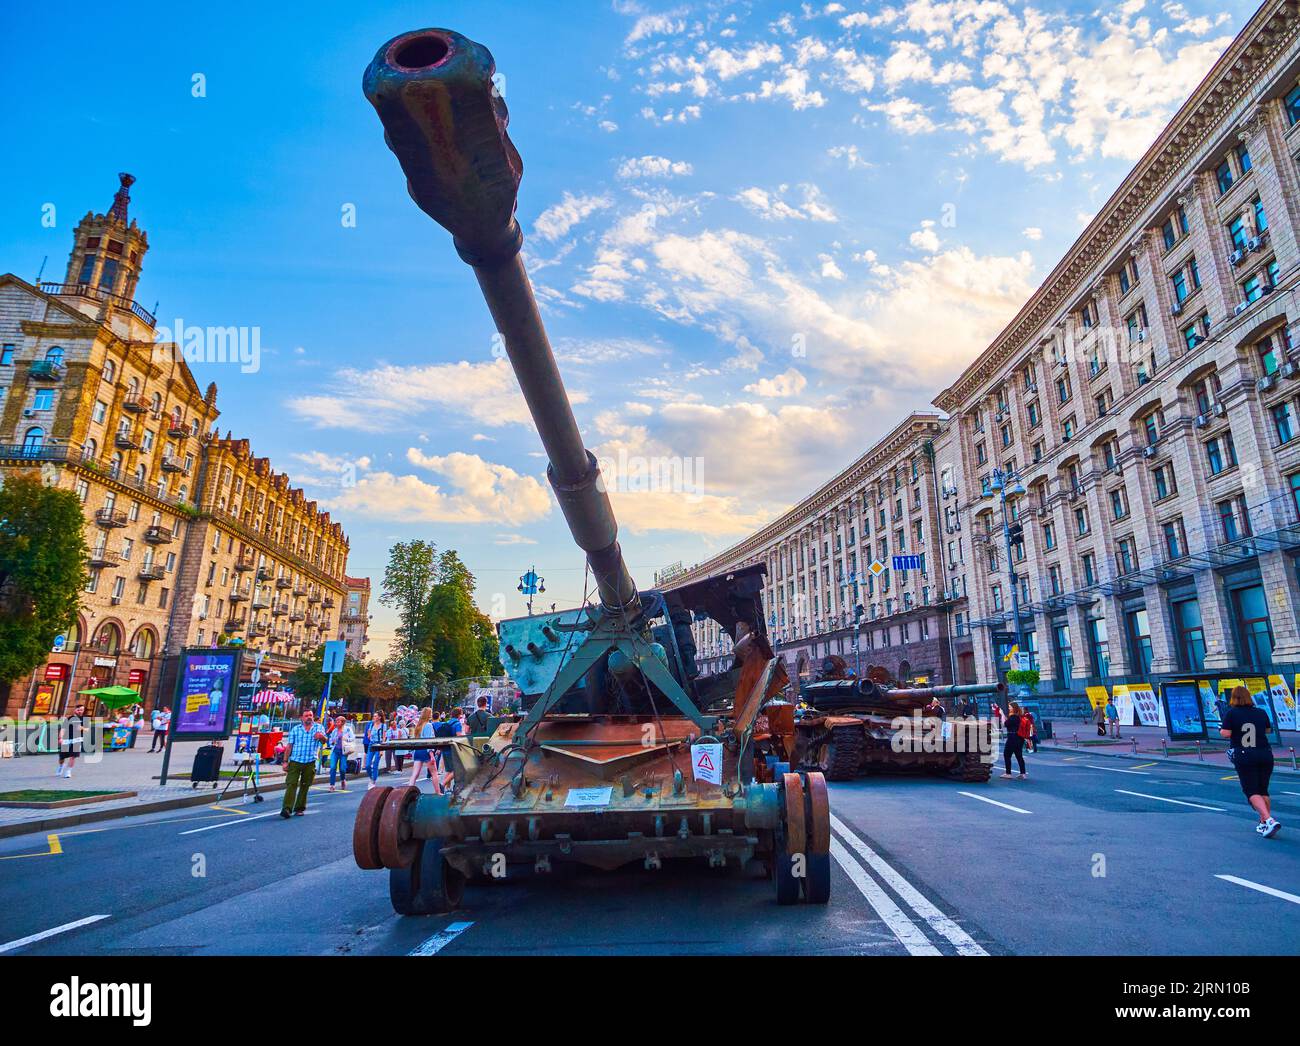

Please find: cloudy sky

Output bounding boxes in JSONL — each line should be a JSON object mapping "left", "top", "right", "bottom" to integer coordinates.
{"left": 0, "top": 0, "right": 1258, "bottom": 655}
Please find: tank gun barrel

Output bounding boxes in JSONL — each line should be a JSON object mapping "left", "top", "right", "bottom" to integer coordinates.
{"left": 362, "top": 29, "right": 640, "bottom": 616}
{"left": 886, "top": 683, "right": 1006, "bottom": 700}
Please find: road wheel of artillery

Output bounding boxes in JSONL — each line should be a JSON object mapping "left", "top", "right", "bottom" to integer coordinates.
{"left": 378, "top": 785, "right": 420, "bottom": 870}
{"left": 820, "top": 725, "right": 863, "bottom": 781}
{"left": 390, "top": 838, "right": 467, "bottom": 917}
{"left": 353, "top": 785, "right": 392, "bottom": 870}
{"left": 801, "top": 772, "right": 831, "bottom": 905}
{"left": 775, "top": 772, "right": 806, "bottom": 906}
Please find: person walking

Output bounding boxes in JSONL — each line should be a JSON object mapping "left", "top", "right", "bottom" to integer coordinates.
{"left": 1106, "top": 697, "right": 1121, "bottom": 739}
{"left": 57, "top": 703, "right": 87, "bottom": 779}
{"left": 408, "top": 708, "right": 442, "bottom": 794}
{"left": 1220, "top": 685, "right": 1280, "bottom": 838}
{"left": 1022, "top": 706, "right": 1038, "bottom": 753}
{"left": 280, "top": 709, "right": 327, "bottom": 819}
{"left": 149, "top": 705, "right": 171, "bottom": 752}
{"left": 326, "top": 715, "right": 355, "bottom": 791}
{"left": 363, "top": 712, "right": 388, "bottom": 789}
{"left": 467, "top": 695, "right": 492, "bottom": 736}
{"left": 1000, "top": 701, "right": 1028, "bottom": 780}
{"left": 1094, "top": 701, "right": 1108, "bottom": 737}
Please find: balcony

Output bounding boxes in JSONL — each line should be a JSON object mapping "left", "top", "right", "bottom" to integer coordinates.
{"left": 292, "top": 584, "right": 307, "bottom": 597}
{"left": 323, "top": 596, "right": 335, "bottom": 609}
{"left": 233, "top": 558, "right": 254, "bottom": 573}
{"left": 271, "top": 603, "right": 288, "bottom": 617}
{"left": 138, "top": 565, "right": 166, "bottom": 582}
{"left": 143, "top": 525, "right": 174, "bottom": 544}
{"left": 160, "top": 455, "right": 186, "bottom": 474}
{"left": 39, "top": 282, "right": 157, "bottom": 327}
{"left": 289, "top": 611, "right": 305, "bottom": 623}
{"left": 88, "top": 547, "right": 120, "bottom": 568}
{"left": 224, "top": 617, "right": 246, "bottom": 633}
{"left": 94, "top": 508, "right": 128, "bottom": 528}
{"left": 121, "top": 397, "right": 148, "bottom": 414}
{"left": 248, "top": 622, "right": 269, "bottom": 638}
{"left": 166, "top": 418, "right": 188, "bottom": 439}
{"left": 113, "top": 431, "right": 139, "bottom": 451}
{"left": 308, "top": 592, "right": 321, "bottom": 605}
{"left": 0, "top": 443, "right": 72, "bottom": 463}
{"left": 229, "top": 588, "right": 250, "bottom": 603}
{"left": 276, "top": 577, "right": 292, "bottom": 589}
{"left": 256, "top": 567, "right": 273, "bottom": 581}
{"left": 29, "top": 360, "right": 65, "bottom": 381}
{"left": 344, "top": 612, "right": 366, "bottom": 624}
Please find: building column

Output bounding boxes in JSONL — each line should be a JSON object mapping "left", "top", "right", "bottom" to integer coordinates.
{"left": 1065, "top": 604, "right": 1093, "bottom": 678}
{"left": 1143, "top": 583, "right": 1180, "bottom": 674}
{"left": 1199, "top": 570, "right": 1241, "bottom": 670}
{"left": 974, "top": 625, "right": 997, "bottom": 684}
{"left": 1259, "top": 549, "right": 1300, "bottom": 661}
{"left": 1101, "top": 595, "right": 1131, "bottom": 676}
{"left": 1032, "top": 610, "right": 1055, "bottom": 686}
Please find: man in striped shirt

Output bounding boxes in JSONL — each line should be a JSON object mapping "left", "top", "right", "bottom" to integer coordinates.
{"left": 280, "top": 709, "right": 327, "bottom": 819}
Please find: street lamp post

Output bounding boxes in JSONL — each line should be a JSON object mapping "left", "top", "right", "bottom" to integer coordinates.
{"left": 841, "top": 571, "right": 865, "bottom": 679}
{"left": 517, "top": 566, "right": 545, "bottom": 617}
{"left": 983, "top": 468, "right": 1029, "bottom": 676}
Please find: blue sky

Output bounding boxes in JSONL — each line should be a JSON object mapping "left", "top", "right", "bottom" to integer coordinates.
{"left": 0, "top": 0, "right": 1260, "bottom": 656}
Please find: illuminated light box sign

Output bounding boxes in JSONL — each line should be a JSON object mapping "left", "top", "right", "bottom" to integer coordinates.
{"left": 170, "top": 648, "right": 244, "bottom": 741}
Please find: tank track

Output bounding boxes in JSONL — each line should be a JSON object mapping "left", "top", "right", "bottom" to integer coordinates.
{"left": 821, "top": 725, "right": 865, "bottom": 781}
{"left": 948, "top": 752, "right": 993, "bottom": 783}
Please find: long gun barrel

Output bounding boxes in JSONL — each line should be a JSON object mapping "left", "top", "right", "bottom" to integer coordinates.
{"left": 362, "top": 29, "right": 640, "bottom": 617}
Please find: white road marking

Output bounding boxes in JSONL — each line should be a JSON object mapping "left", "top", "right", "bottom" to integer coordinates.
{"left": 829, "top": 837, "right": 939, "bottom": 956}
{"left": 1082, "top": 764, "right": 1150, "bottom": 775}
{"left": 410, "top": 921, "right": 474, "bottom": 956}
{"left": 180, "top": 810, "right": 301, "bottom": 835}
{"left": 831, "top": 815, "right": 987, "bottom": 956}
{"left": 958, "top": 791, "right": 1031, "bottom": 815}
{"left": 1115, "top": 789, "right": 1223, "bottom": 812}
{"left": 1215, "top": 875, "right": 1300, "bottom": 906}
{"left": 0, "top": 914, "right": 110, "bottom": 955}
{"left": 1282, "top": 791, "right": 1300, "bottom": 798}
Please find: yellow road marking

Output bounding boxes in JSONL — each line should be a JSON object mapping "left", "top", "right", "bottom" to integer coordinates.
{"left": 1222, "top": 774, "right": 1238, "bottom": 781}
{"left": 207, "top": 804, "right": 250, "bottom": 816}
{"left": 0, "top": 834, "right": 63, "bottom": 860}
{"left": 1132, "top": 763, "right": 1157, "bottom": 769}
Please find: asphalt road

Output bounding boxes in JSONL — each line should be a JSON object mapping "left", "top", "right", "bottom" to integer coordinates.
{"left": 1, "top": 750, "right": 1297, "bottom": 956}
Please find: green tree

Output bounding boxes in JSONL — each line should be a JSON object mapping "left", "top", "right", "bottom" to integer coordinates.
{"left": 380, "top": 540, "right": 437, "bottom": 656}
{"left": 0, "top": 474, "right": 88, "bottom": 686}
{"left": 384, "top": 650, "right": 432, "bottom": 703}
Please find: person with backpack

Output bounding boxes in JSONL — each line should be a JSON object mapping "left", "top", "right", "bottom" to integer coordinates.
{"left": 363, "top": 711, "right": 388, "bottom": 790}
{"left": 467, "top": 695, "right": 492, "bottom": 736}
{"left": 1001, "top": 701, "right": 1029, "bottom": 780}
{"left": 1021, "top": 707, "right": 1038, "bottom": 753}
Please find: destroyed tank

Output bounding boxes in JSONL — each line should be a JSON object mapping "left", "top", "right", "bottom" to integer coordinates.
{"left": 793, "top": 658, "right": 1005, "bottom": 783}
{"left": 352, "top": 28, "right": 830, "bottom": 914}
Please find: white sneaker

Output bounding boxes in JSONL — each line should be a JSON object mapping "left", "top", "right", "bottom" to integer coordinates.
{"left": 1263, "top": 818, "right": 1281, "bottom": 838}
{"left": 1000, "top": 772, "right": 1013, "bottom": 779}
{"left": 1256, "top": 822, "right": 1269, "bottom": 835}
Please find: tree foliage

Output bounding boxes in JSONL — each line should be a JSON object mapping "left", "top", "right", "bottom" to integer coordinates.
{"left": 379, "top": 540, "right": 437, "bottom": 657}
{"left": 286, "top": 644, "right": 371, "bottom": 706}
{"left": 0, "top": 474, "right": 88, "bottom": 685}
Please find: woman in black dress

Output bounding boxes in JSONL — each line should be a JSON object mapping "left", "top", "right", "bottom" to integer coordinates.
{"left": 1000, "top": 701, "right": 1027, "bottom": 780}
{"left": 1220, "top": 685, "right": 1279, "bottom": 838}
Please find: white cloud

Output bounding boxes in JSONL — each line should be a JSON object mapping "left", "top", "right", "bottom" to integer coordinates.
{"left": 328, "top": 451, "right": 551, "bottom": 525}
{"left": 733, "top": 184, "right": 838, "bottom": 222}
{"left": 617, "top": 155, "right": 694, "bottom": 179}
{"left": 743, "top": 368, "right": 808, "bottom": 398}
{"left": 535, "top": 192, "right": 613, "bottom": 242}
{"left": 1022, "top": 226, "right": 1044, "bottom": 241}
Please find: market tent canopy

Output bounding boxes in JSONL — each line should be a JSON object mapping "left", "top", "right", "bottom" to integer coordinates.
{"left": 77, "top": 686, "right": 140, "bottom": 708}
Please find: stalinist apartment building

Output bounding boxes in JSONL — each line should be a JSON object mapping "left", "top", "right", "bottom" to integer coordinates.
{"left": 0, "top": 174, "right": 359, "bottom": 717}
{"left": 667, "top": 414, "right": 978, "bottom": 687}
{"left": 674, "top": 0, "right": 1300, "bottom": 698}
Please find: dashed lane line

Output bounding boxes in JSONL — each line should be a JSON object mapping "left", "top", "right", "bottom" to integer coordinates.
{"left": 1082, "top": 764, "right": 1150, "bottom": 775}
{"left": 409, "top": 921, "right": 474, "bottom": 955}
{"left": 829, "top": 836, "right": 940, "bottom": 956}
{"left": 1132, "top": 763, "right": 1158, "bottom": 769}
{"left": 830, "top": 814, "right": 987, "bottom": 956}
{"left": 0, "top": 914, "right": 110, "bottom": 955}
{"left": 958, "top": 791, "right": 1032, "bottom": 815}
{"left": 1115, "top": 789, "right": 1224, "bottom": 812}
{"left": 1215, "top": 875, "right": 1300, "bottom": 906}
{"left": 179, "top": 809, "right": 310, "bottom": 835}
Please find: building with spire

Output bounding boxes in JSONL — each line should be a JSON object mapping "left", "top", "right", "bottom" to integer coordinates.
{"left": 0, "top": 175, "right": 354, "bottom": 718}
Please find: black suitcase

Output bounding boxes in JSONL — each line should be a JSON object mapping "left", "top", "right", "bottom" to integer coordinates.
{"left": 190, "top": 745, "right": 223, "bottom": 789}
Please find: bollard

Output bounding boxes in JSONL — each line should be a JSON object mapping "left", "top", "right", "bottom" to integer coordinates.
{"left": 1161, "top": 738, "right": 1168, "bottom": 757}
{"left": 1195, "top": 740, "right": 1203, "bottom": 761}
{"left": 1131, "top": 738, "right": 1138, "bottom": 756}
{"left": 1290, "top": 746, "right": 1297, "bottom": 772}
{"left": 1072, "top": 731, "right": 1079, "bottom": 748}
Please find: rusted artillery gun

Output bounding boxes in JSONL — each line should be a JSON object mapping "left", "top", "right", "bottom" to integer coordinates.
{"left": 793, "top": 660, "right": 1005, "bottom": 783}
{"left": 353, "top": 28, "right": 830, "bottom": 914}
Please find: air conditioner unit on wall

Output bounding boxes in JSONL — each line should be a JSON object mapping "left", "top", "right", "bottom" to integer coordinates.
{"left": 1230, "top": 249, "right": 1246, "bottom": 266}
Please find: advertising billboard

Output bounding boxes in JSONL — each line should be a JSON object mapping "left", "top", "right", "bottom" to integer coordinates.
{"left": 170, "top": 647, "right": 244, "bottom": 741}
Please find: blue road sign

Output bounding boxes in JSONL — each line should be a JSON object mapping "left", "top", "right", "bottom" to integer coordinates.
{"left": 892, "top": 554, "right": 922, "bottom": 572}
{"left": 322, "top": 640, "right": 347, "bottom": 675}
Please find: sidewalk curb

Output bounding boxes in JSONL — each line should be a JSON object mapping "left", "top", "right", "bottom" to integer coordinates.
{"left": 1038, "top": 739, "right": 1300, "bottom": 774}
{"left": 0, "top": 778, "right": 292, "bottom": 839}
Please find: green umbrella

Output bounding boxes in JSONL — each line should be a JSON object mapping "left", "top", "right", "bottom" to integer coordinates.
{"left": 78, "top": 685, "right": 140, "bottom": 709}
